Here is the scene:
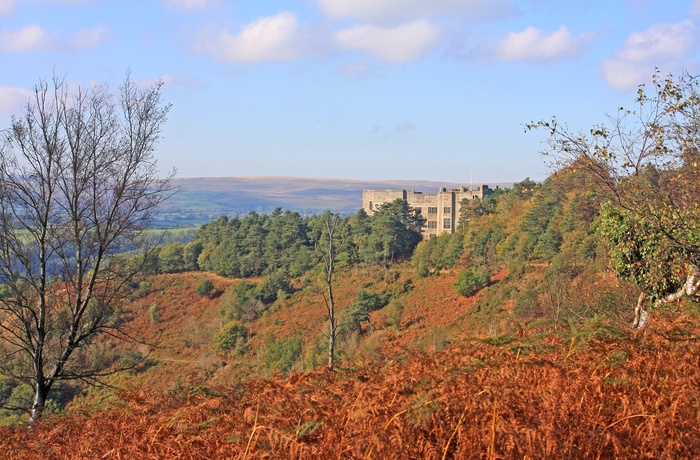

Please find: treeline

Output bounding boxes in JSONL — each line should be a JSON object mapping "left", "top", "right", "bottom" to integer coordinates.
{"left": 127, "top": 169, "right": 624, "bottom": 332}
{"left": 414, "top": 171, "right": 606, "bottom": 275}
{"left": 412, "top": 168, "right": 626, "bottom": 327}
{"left": 130, "top": 199, "right": 424, "bottom": 279}
{"left": 120, "top": 170, "right": 636, "bottom": 375}
{"left": 134, "top": 171, "right": 608, "bottom": 291}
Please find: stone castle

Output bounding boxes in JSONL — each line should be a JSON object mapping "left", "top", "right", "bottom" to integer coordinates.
{"left": 362, "top": 185, "right": 493, "bottom": 238}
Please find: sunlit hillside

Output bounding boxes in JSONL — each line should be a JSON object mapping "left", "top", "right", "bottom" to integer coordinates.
{"left": 3, "top": 296, "right": 699, "bottom": 458}
{"left": 1, "top": 155, "right": 699, "bottom": 458}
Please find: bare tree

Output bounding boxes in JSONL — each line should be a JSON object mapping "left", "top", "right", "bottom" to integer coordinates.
{"left": 315, "top": 211, "right": 346, "bottom": 370}
{"left": 0, "top": 73, "right": 173, "bottom": 424}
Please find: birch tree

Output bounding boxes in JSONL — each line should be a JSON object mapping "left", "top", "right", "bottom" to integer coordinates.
{"left": 528, "top": 71, "right": 700, "bottom": 327}
{"left": 0, "top": 73, "right": 173, "bottom": 424}
{"left": 316, "top": 212, "right": 346, "bottom": 370}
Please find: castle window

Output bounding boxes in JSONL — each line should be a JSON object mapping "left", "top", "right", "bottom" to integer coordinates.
{"left": 443, "top": 218, "right": 452, "bottom": 230}
{"left": 414, "top": 207, "right": 422, "bottom": 214}
{"left": 443, "top": 207, "right": 452, "bottom": 214}
{"left": 429, "top": 234, "right": 437, "bottom": 239}
{"left": 427, "top": 221, "right": 438, "bottom": 229}
{"left": 427, "top": 207, "right": 438, "bottom": 214}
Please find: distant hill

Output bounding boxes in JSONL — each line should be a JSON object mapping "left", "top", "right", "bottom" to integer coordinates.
{"left": 155, "top": 176, "right": 511, "bottom": 228}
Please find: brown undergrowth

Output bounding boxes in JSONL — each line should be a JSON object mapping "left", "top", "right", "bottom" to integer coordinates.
{"left": 2, "top": 307, "right": 699, "bottom": 459}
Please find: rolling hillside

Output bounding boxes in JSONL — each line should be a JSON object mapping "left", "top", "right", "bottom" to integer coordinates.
{"left": 1, "top": 166, "right": 700, "bottom": 458}
{"left": 2, "top": 268, "right": 699, "bottom": 458}
{"left": 155, "top": 176, "right": 511, "bottom": 228}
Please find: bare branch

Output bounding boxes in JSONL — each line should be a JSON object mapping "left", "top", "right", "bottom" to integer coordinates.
{"left": 0, "top": 72, "right": 173, "bottom": 423}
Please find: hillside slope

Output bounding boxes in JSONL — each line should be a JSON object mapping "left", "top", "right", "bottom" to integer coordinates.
{"left": 2, "top": 302, "right": 699, "bottom": 459}
{"left": 3, "top": 165, "right": 699, "bottom": 457}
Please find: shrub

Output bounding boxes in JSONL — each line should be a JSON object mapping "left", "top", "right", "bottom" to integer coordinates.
{"left": 455, "top": 266, "right": 490, "bottom": 297}
{"left": 213, "top": 322, "right": 248, "bottom": 352}
{"left": 195, "top": 279, "right": 215, "bottom": 297}
{"left": 303, "top": 334, "right": 327, "bottom": 371}
{"left": 219, "top": 281, "right": 265, "bottom": 323}
{"left": 158, "top": 243, "right": 185, "bottom": 273}
{"left": 255, "top": 271, "right": 292, "bottom": 304}
{"left": 0, "top": 376, "right": 16, "bottom": 405}
{"left": 137, "top": 281, "right": 152, "bottom": 298}
{"left": 349, "top": 290, "right": 388, "bottom": 332}
{"left": 513, "top": 285, "right": 541, "bottom": 320}
{"left": 385, "top": 299, "right": 405, "bottom": 329}
{"left": 264, "top": 335, "right": 303, "bottom": 374}
{"left": 0, "top": 284, "right": 12, "bottom": 300}
{"left": 148, "top": 301, "right": 161, "bottom": 323}
{"left": 506, "top": 259, "right": 526, "bottom": 280}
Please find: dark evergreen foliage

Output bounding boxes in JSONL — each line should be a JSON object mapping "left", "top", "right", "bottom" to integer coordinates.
{"left": 149, "top": 200, "right": 425, "bottom": 281}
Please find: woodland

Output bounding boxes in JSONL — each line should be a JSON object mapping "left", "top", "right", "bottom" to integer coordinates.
{"left": 0, "top": 72, "right": 699, "bottom": 458}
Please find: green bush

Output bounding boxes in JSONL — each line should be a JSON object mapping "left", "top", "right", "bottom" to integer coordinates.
{"left": 158, "top": 243, "right": 185, "bottom": 273}
{"left": 148, "top": 301, "right": 161, "bottom": 323}
{"left": 219, "top": 280, "right": 266, "bottom": 323}
{"left": 138, "top": 280, "right": 152, "bottom": 298}
{"left": 213, "top": 322, "right": 248, "bottom": 352}
{"left": 384, "top": 278, "right": 414, "bottom": 298}
{"left": 264, "top": 335, "right": 303, "bottom": 374}
{"left": 255, "top": 271, "right": 292, "bottom": 304}
{"left": 195, "top": 279, "right": 215, "bottom": 297}
{"left": 0, "top": 376, "right": 16, "bottom": 406}
{"left": 349, "top": 290, "right": 388, "bottom": 332}
{"left": 0, "top": 284, "right": 12, "bottom": 299}
{"left": 385, "top": 299, "right": 405, "bottom": 329}
{"left": 455, "top": 266, "right": 490, "bottom": 297}
{"left": 513, "top": 285, "right": 541, "bottom": 320}
{"left": 303, "top": 334, "right": 328, "bottom": 371}
{"left": 506, "top": 259, "right": 526, "bottom": 280}
{"left": 0, "top": 383, "right": 32, "bottom": 425}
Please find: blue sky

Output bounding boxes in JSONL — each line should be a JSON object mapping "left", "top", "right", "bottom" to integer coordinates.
{"left": 0, "top": 0, "right": 697, "bottom": 182}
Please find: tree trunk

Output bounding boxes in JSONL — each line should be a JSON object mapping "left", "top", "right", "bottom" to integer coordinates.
{"left": 326, "top": 265, "right": 336, "bottom": 370}
{"left": 633, "top": 265, "right": 700, "bottom": 329}
{"left": 328, "top": 320, "right": 335, "bottom": 370}
{"left": 28, "top": 383, "right": 48, "bottom": 427}
{"left": 654, "top": 264, "right": 700, "bottom": 307}
{"left": 632, "top": 292, "right": 648, "bottom": 329}
{"left": 324, "top": 214, "right": 339, "bottom": 370}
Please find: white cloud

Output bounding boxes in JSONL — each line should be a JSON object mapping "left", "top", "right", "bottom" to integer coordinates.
{"left": 334, "top": 21, "right": 440, "bottom": 62}
{"left": 494, "top": 26, "right": 591, "bottom": 62}
{"left": 0, "top": 24, "right": 108, "bottom": 53}
{"left": 316, "top": 0, "right": 517, "bottom": 23}
{"left": 0, "top": 0, "right": 16, "bottom": 17}
{"left": 164, "top": 0, "right": 215, "bottom": 11}
{"left": 601, "top": 20, "right": 697, "bottom": 90}
{"left": 0, "top": 86, "right": 31, "bottom": 113}
{"left": 71, "top": 25, "right": 108, "bottom": 48}
{"left": 612, "top": 20, "right": 694, "bottom": 62}
{"left": 195, "top": 12, "right": 303, "bottom": 62}
{"left": 0, "top": 25, "right": 51, "bottom": 52}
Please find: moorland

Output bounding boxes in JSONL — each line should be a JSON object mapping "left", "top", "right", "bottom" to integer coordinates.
{"left": 1, "top": 164, "right": 699, "bottom": 459}
{"left": 1, "top": 73, "right": 700, "bottom": 459}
